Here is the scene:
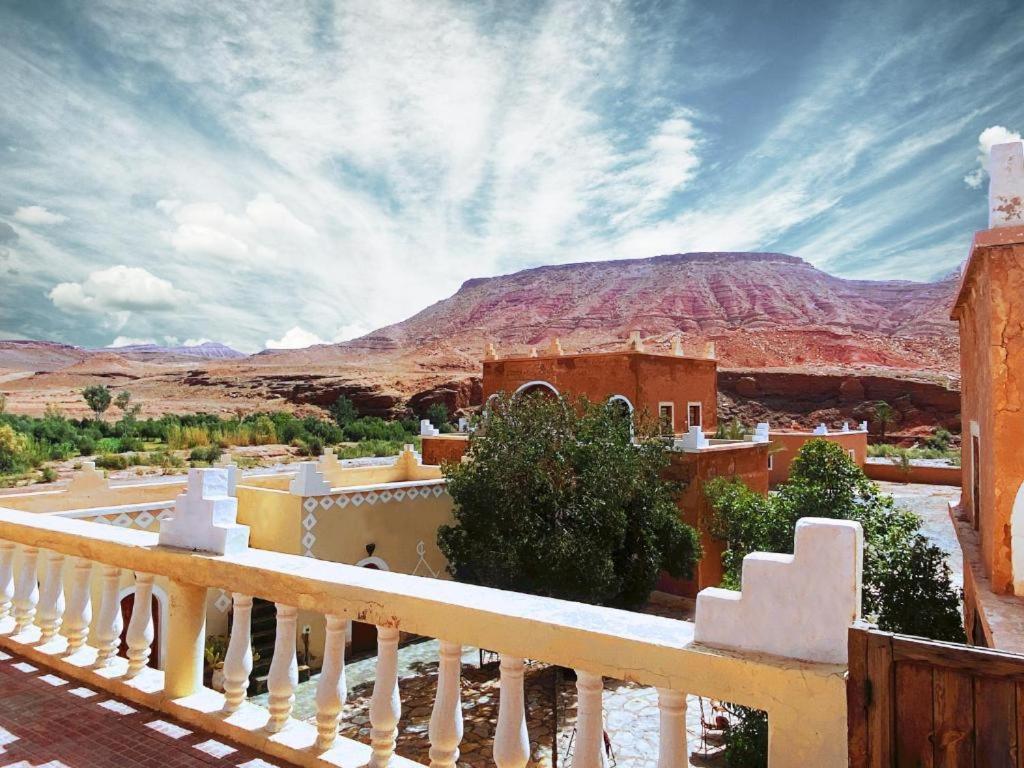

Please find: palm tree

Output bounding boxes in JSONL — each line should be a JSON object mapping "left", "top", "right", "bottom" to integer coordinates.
{"left": 873, "top": 401, "right": 895, "bottom": 439}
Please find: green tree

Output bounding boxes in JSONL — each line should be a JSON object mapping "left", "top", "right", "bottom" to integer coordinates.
{"left": 706, "top": 439, "right": 964, "bottom": 766}
{"left": 0, "top": 392, "right": 6, "bottom": 414}
{"left": 114, "top": 390, "right": 132, "bottom": 412}
{"left": 0, "top": 424, "right": 28, "bottom": 473}
{"left": 438, "top": 392, "right": 701, "bottom": 609}
{"left": 82, "top": 385, "right": 112, "bottom": 420}
{"left": 873, "top": 400, "right": 895, "bottom": 439}
{"left": 329, "top": 395, "right": 359, "bottom": 428}
{"left": 426, "top": 402, "right": 451, "bottom": 432}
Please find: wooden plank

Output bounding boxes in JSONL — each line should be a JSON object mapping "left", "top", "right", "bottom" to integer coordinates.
{"left": 933, "top": 668, "right": 974, "bottom": 768}
{"left": 895, "top": 661, "right": 935, "bottom": 768}
{"left": 849, "top": 626, "right": 871, "bottom": 768}
{"left": 1017, "top": 682, "right": 1024, "bottom": 768}
{"left": 867, "top": 631, "right": 895, "bottom": 768}
{"left": 893, "top": 634, "right": 1024, "bottom": 681}
{"left": 974, "top": 675, "right": 1017, "bottom": 768}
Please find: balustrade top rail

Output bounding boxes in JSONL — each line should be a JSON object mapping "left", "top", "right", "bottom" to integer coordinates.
{"left": 0, "top": 504, "right": 842, "bottom": 711}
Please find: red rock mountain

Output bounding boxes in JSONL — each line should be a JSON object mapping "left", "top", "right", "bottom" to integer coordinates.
{"left": 271, "top": 252, "right": 959, "bottom": 375}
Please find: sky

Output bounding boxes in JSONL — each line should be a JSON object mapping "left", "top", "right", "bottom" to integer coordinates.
{"left": 0, "top": 0, "right": 1022, "bottom": 353}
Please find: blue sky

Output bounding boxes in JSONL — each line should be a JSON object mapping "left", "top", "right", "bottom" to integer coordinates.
{"left": 0, "top": 0, "right": 1021, "bottom": 353}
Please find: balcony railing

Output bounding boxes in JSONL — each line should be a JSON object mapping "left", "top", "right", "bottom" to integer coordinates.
{"left": 0, "top": 501, "right": 854, "bottom": 767}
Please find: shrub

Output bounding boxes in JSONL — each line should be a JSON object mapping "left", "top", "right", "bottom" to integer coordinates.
{"left": 95, "top": 453, "right": 130, "bottom": 470}
{"left": 298, "top": 436, "right": 324, "bottom": 457}
{"left": 146, "top": 450, "right": 185, "bottom": 469}
{"left": 75, "top": 435, "right": 97, "bottom": 455}
{"left": 425, "top": 402, "right": 451, "bottom": 432}
{"left": 0, "top": 424, "right": 29, "bottom": 473}
{"left": 335, "top": 439, "right": 409, "bottom": 459}
{"left": 189, "top": 445, "right": 223, "bottom": 464}
{"left": 343, "top": 417, "right": 409, "bottom": 442}
{"left": 39, "top": 466, "right": 58, "bottom": 483}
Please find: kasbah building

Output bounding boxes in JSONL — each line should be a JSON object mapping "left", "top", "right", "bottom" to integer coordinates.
{"left": 0, "top": 140, "right": 1023, "bottom": 768}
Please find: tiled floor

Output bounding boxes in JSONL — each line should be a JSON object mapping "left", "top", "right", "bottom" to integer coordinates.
{"left": 0, "top": 650, "right": 291, "bottom": 768}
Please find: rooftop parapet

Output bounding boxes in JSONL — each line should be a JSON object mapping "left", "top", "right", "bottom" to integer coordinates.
{"left": 158, "top": 468, "right": 249, "bottom": 555}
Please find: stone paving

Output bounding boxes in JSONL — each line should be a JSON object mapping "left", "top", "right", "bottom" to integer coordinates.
{"left": 0, "top": 648, "right": 289, "bottom": 768}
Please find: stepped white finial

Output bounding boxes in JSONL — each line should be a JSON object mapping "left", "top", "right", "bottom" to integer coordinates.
{"left": 289, "top": 462, "right": 332, "bottom": 496}
{"left": 989, "top": 141, "right": 1024, "bottom": 228}
{"left": 158, "top": 468, "right": 249, "bottom": 555}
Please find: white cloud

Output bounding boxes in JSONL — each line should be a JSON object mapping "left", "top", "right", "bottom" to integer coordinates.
{"left": 13, "top": 205, "right": 66, "bottom": 225}
{"left": 964, "top": 125, "right": 1023, "bottom": 188}
{"left": 333, "top": 324, "right": 371, "bottom": 343}
{"left": 49, "top": 265, "right": 191, "bottom": 317}
{"left": 265, "top": 325, "right": 325, "bottom": 350}
{"left": 107, "top": 336, "right": 156, "bottom": 347}
{"left": 182, "top": 337, "right": 212, "bottom": 347}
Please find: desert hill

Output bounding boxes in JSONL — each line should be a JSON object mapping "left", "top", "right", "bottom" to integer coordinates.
{"left": 0, "top": 252, "right": 962, "bottom": 430}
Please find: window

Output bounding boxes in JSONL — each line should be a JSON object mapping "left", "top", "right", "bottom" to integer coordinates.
{"left": 658, "top": 403, "right": 674, "bottom": 435}
{"left": 848, "top": 449, "right": 856, "bottom": 462}
{"left": 687, "top": 402, "right": 703, "bottom": 429}
{"left": 767, "top": 454, "right": 774, "bottom": 471}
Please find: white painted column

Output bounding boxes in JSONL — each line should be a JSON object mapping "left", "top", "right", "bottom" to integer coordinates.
{"left": 656, "top": 688, "right": 688, "bottom": 768}
{"left": 222, "top": 593, "right": 254, "bottom": 714}
{"left": 575, "top": 670, "right": 606, "bottom": 767}
{"left": 36, "top": 551, "right": 66, "bottom": 643}
{"left": 93, "top": 566, "right": 123, "bottom": 666}
{"left": 63, "top": 558, "right": 92, "bottom": 654}
{"left": 0, "top": 540, "right": 14, "bottom": 621}
{"left": 494, "top": 655, "right": 530, "bottom": 768}
{"left": 12, "top": 545, "right": 39, "bottom": 635}
{"left": 164, "top": 582, "right": 206, "bottom": 698}
{"left": 314, "top": 614, "right": 347, "bottom": 750}
{"left": 428, "top": 640, "right": 464, "bottom": 768}
{"left": 266, "top": 603, "right": 298, "bottom": 733}
{"left": 368, "top": 626, "right": 401, "bottom": 768}
{"left": 124, "top": 572, "right": 154, "bottom": 677}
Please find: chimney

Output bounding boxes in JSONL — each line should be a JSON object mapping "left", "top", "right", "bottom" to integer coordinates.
{"left": 989, "top": 141, "right": 1024, "bottom": 229}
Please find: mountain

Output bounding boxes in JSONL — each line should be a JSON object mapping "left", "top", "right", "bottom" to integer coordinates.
{"left": 260, "top": 251, "right": 960, "bottom": 373}
{"left": 99, "top": 342, "right": 246, "bottom": 362}
{"left": 0, "top": 252, "right": 961, "bottom": 425}
{"left": 0, "top": 340, "right": 91, "bottom": 374}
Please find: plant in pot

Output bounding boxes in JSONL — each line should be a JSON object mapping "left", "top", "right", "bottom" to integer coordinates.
{"left": 204, "top": 634, "right": 228, "bottom": 690}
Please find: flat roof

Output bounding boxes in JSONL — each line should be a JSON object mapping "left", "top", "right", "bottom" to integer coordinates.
{"left": 952, "top": 225, "right": 1024, "bottom": 320}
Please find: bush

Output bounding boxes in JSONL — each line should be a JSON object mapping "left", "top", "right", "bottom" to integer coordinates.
{"left": 39, "top": 466, "right": 58, "bottom": 483}
{"left": 0, "top": 424, "right": 30, "bottom": 473}
{"left": 95, "top": 453, "right": 130, "bottom": 470}
{"left": 334, "top": 439, "right": 410, "bottom": 459}
{"left": 343, "top": 417, "right": 410, "bottom": 442}
{"left": 425, "top": 402, "right": 451, "bottom": 432}
{"left": 439, "top": 393, "right": 701, "bottom": 609}
{"left": 189, "top": 445, "right": 223, "bottom": 465}
{"left": 146, "top": 450, "right": 185, "bottom": 469}
{"left": 298, "top": 436, "right": 324, "bottom": 457}
{"left": 329, "top": 396, "right": 359, "bottom": 427}
{"left": 74, "top": 435, "right": 97, "bottom": 455}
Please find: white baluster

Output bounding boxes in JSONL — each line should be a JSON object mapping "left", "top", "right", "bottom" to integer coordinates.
{"left": 63, "top": 558, "right": 92, "bottom": 654}
{"left": 36, "top": 551, "right": 66, "bottom": 643}
{"left": 428, "top": 640, "right": 464, "bottom": 768}
{"left": 222, "top": 593, "right": 253, "bottom": 714}
{"left": 575, "top": 670, "right": 606, "bottom": 767}
{"left": 657, "top": 688, "right": 688, "bottom": 768}
{"left": 314, "top": 614, "right": 347, "bottom": 750}
{"left": 124, "top": 572, "right": 154, "bottom": 677}
{"left": 494, "top": 655, "right": 530, "bottom": 768}
{"left": 0, "top": 541, "right": 16, "bottom": 622}
{"left": 368, "top": 626, "right": 401, "bottom": 767}
{"left": 93, "top": 566, "right": 122, "bottom": 666}
{"left": 265, "top": 603, "right": 298, "bottom": 733}
{"left": 12, "top": 545, "right": 39, "bottom": 635}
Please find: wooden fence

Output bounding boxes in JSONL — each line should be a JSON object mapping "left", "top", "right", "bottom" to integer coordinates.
{"left": 848, "top": 625, "right": 1024, "bottom": 767}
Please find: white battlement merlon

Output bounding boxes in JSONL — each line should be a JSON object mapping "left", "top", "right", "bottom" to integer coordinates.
{"left": 671, "top": 334, "right": 684, "bottom": 356}
{"left": 457, "top": 417, "right": 469, "bottom": 432}
{"left": 484, "top": 342, "right": 498, "bottom": 361}
{"left": 158, "top": 468, "right": 250, "bottom": 555}
{"left": 694, "top": 517, "right": 863, "bottom": 664}
{"left": 813, "top": 424, "right": 828, "bottom": 436}
{"left": 675, "top": 426, "right": 709, "bottom": 450}
{"left": 627, "top": 330, "right": 644, "bottom": 351}
{"left": 289, "top": 462, "right": 332, "bottom": 496}
{"left": 420, "top": 418, "right": 440, "bottom": 437}
{"left": 547, "top": 337, "right": 564, "bottom": 356}
{"left": 752, "top": 422, "right": 771, "bottom": 444}
{"left": 702, "top": 341, "right": 716, "bottom": 360}
{"left": 859, "top": 420, "right": 869, "bottom": 432}
{"left": 989, "top": 141, "right": 1024, "bottom": 229}
{"left": 841, "top": 422, "right": 850, "bottom": 433}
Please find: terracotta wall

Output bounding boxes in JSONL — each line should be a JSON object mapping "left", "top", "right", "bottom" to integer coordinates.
{"left": 863, "top": 461, "right": 961, "bottom": 487}
{"left": 421, "top": 435, "right": 470, "bottom": 466}
{"left": 482, "top": 351, "right": 717, "bottom": 433}
{"left": 768, "top": 432, "right": 867, "bottom": 485}
{"left": 954, "top": 233, "right": 1024, "bottom": 594}
{"left": 657, "top": 443, "right": 771, "bottom": 597}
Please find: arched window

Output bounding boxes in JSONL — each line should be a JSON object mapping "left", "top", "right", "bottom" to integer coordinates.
{"left": 513, "top": 380, "right": 559, "bottom": 398}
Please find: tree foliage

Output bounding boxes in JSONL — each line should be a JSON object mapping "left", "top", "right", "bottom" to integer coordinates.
{"left": 329, "top": 395, "right": 359, "bottom": 427}
{"left": 438, "top": 392, "right": 701, "bottom": 609}
{"left": 82, "top": 385, "right": 112, "bottom": 419}
{"left": 706, "top": 439, "right": 965, "bottom": 766}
